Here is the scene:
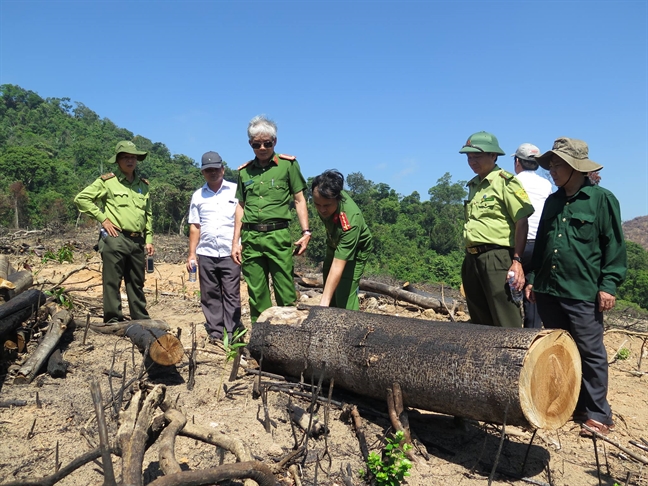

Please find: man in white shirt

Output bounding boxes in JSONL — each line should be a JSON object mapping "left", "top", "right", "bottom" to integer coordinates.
{"left": 513, "top": 143, "right": 553, "bottom": 328}
{"left": 187, "top": 152, "right": 241, "bottom": 343}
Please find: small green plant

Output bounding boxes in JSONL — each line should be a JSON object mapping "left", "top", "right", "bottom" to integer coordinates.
{"left": 615, "top": 347, "right": 631, "bottom": 360}
{"left": 45, "top": 287, "right": 74, "bottom": 310}
{"left": 216, "top": 327, "right": 248, "bottom": 400}
{"left": 41, "top": 245, "right": 74, "bottom": 264}
{"left": 360, "top": 430, "right": 412, "bottom": 486}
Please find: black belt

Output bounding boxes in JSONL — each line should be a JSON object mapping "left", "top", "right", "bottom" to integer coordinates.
{"left": 118, "top": 229, "right": 144, "bottom": 238}
{"left": 466, "top": 244, "right": 509, "bottom": 255}
{"left": 527, "top": 239, "right": 536, "bottom": 243}
{"left": 242, "top": 221, "right": 289, "bottom": 232}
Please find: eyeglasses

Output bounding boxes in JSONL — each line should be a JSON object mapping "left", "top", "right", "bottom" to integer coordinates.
{"left": 250, "top": 141, "right": 274, "bottom": 149}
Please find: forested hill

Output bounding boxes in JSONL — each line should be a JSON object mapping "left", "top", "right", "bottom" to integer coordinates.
{"left": 623, "top": 216, "right": 648, "bottom": 251}
{"left": 1, "top": 84, "right": 647, "bottom": 310}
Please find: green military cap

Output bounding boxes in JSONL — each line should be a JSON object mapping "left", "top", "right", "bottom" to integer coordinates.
{"left": 459, "top": 131, "right": 506, "bottom": 155}
{"left": 109, "top": 140, "right": 148, "bottom": 164}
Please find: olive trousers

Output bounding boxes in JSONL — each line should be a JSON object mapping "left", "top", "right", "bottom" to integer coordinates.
{"left": 99, "top": 233, "right": 149, "bottom": 323}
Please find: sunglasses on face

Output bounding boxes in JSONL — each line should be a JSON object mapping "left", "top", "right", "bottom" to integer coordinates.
{"left": 250, "top": 141, "right": 274, "bottom": 149}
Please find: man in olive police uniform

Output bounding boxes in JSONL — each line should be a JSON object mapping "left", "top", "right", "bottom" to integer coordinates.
{"left": 231, "top": 115, "right": 311, "bottom": 323}
{"left": 75, "top": 141, "right": 154, "bottom": 323}
{"left": 460, "top": 131, "right": 534, "bottom": 328}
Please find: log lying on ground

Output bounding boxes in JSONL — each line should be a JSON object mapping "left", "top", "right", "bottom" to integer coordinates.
{"left": 0, "top": 289, "right": 47, "bottom": 338}
{"left": 0, "top": 271, "right": 34, "bottom": 302}
{"left": 249, "top": 306, "right": 581, "bottom": 430}
{"left": 294, "top": 274, "right": 461, "bottom": 313}
{"left": 89, "top": 318, "right": 171, "bottom": 336}
{"left": 14, "top": 308, "right": 72, "bottom": 384}
{"left": 125, "top": 324, "right": 184, "bottom": 366}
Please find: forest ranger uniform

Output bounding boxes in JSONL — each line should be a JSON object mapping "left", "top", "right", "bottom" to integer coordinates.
{"left": 320, "top": 190, "right": 373, "bottom": 310}
{"left": 74, "top": 141, "right": 152, "bottom": 323}
{"left": 235, "top": 153, "right": 307, "bottom": 323}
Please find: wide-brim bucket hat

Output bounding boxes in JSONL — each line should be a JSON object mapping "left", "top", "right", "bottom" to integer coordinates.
{"left": 108, "top": 140, "right": 148, "bottom": 164}
{"left": 536, "top": 137, "right": 602, "bottom": 172}
{"left": 459, "top": 131, "right": 506, "bottom": 155}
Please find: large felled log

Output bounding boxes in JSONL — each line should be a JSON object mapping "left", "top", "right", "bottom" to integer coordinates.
{"left": 249, "top": 306, "right": 581, "bottom": 430}
{"left": 14, "top": 308, "right": 72, "bottom": 384}
{"left": 125, "top": 324, "right": 184, "bottom": 366}
{"left": 0, "top": 289, "right": 47, "bottom": 338}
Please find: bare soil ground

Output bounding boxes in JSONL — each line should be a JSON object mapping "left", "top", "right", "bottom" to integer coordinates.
{"left": 0, "top": 229, "right": 647, "bottom": 486}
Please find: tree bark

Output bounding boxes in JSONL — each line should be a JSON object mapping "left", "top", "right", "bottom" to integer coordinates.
{"left": 14, "top": 308, "right": 71, "bottom": 384}
{"left": 248, "top": 306, "right": 581, "bottom": 430}
{"left": 0, "top": 289, "right": 47, "bottom": 338}
{"left": 47, "top": 349, "right": 68, "bottom": 378}
{"left": 124, "top": 324, "right": 183, "bottom": 366}
{"left": 0, "top": 255, "right": 10, "bottom": 280}
{"left": 89, "top": 319, "right": 171, "bottom": 336}
{"left": 0, "top": 270, "right": 34, "bottom": 302}
{"left": 146, "top": 461, "right": 278, "bottom": 486}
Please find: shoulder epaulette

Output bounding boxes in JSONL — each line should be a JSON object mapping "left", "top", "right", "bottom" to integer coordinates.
{"left": 499, "top": 170, "right": 514, "bottom": 180}
{"left": 278, "top": 154, "right": 296, "bottom": 161}
{"left": 339, "top": 212, "right": 352, "bottom": 232}
{"left": 237, "top": 160, "right": 253, "bottom": 170}
{"left": 100, "top": 172, "right": 116, "bottom": 181}
{"left": 140, "top": 178, "right": 149, "bottom": 185}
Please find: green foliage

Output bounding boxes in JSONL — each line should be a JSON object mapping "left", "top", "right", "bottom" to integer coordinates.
{"left": 361, "top": 430, "right": 412, "bottom": 486}
{"left": 45, "top": 287, "right": 74, "bottom": 310}
{"left": 41, "top": 244, "right": 74, "bottom": 264}
{"left": 222, "top": 327, "right": 248, "bottom": 362}
{"left": 615, "top": 348, "right": 630, "bottom": 360}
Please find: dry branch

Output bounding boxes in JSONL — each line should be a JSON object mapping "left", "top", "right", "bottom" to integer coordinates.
{"left": 146, "top": 461, "right": 278, "bottom": 486}
{"left": 0, "top": 289, "right": 47, "bottom": 338}
{"left": 158, "top": 408, "right": 187, "bottom": 475}
{"left": 14, "top": 308, "right": 71, "bottom": 384}
{"left": 0, "top": 271, "right": 33, "bottom": 302}
{"left": 288, "top": 403, "right": 327, "bottom": 438}
{"left": 581, "top": 424, "right": 648, "bottom": 464}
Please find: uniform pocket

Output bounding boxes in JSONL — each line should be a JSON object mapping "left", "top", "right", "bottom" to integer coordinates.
{"left": 569, "top": 212, "right": 596, "bottom": 242}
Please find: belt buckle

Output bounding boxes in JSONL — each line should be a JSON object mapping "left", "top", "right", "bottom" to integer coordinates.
{"left": 257, "top": 224, "right": 268, "bottom": 232}
{"left": 130, "top": 232, "right": 141, "bottom": 237}
{"left": 467, "top": 247, "right": 478, "bottom": 255}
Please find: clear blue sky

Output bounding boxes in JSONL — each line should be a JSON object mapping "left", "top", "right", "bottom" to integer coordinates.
{"left": 1, "top": 0, "right": 646, "bottom": 221}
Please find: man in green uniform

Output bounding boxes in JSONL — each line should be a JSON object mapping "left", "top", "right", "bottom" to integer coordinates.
{"left": 459, "top": 131, "right": 534, "bottom": 328}
{"left": 231, "top": 115, "right": 311, "bottom": 323}
{"left": 311, "top": 170, "right": 373, "bottom": 310}
{"left": 74, "top": 141, "right": 154, "bottom": 323}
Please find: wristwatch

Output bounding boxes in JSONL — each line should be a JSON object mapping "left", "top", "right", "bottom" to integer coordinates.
{"left": 302, "top": 229, "right": 312, "bottom": 236}
{"left": 512, "top": 256, "right": 522, "bottom": 263}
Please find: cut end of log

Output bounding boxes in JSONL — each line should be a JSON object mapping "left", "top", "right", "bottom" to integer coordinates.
{"left": 150, "top": 334, "right": 185, "bottom": 366}
{"left": 519, "top": 330, "right": 581, "bottom": 430}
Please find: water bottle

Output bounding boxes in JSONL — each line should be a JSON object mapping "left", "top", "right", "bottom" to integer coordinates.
{"left": 508, "top": 271, "right": 523, "bottom": 304}
{"left": 188, "top": 259, "right": 197, "bottom": 282}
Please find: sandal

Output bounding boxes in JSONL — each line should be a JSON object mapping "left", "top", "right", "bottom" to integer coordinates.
{"left": 580, "top": 419, "right": 613, "bottom": 437}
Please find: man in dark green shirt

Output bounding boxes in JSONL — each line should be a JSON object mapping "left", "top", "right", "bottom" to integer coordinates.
{"left": 311, "top": 170, "right": 373, "bottom": 310}
{"left": 526, "top": 137, "right": 627, "bottom": 437}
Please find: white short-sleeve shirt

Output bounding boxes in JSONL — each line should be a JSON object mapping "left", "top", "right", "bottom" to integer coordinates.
{"left": 515, "top": 170, "right": 553, "bottom": 240}
{"left": 188, "top": 181, "right": 238, "bottom": 257}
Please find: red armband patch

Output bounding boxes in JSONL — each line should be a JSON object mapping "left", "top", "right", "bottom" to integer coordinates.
{"left": 100, "top": 172, "right": 115, "bottom": 181}
{"left": 278, "top": 153, "right": 296, "bottom": 161}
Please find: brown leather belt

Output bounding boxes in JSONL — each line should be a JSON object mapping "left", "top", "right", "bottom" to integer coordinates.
{"left": 242, "top": 221, "right": 289, "bottom": 232}
{"left": 466, "top": 244, "right": 509, "bottom": 255}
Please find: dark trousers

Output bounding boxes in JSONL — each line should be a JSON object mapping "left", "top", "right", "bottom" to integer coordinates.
{"left": 461, "top": 248, "right": 523, "bottom": 328}
{"left": 521, "top": 241, "right": 542, "bottom": 329}
{"left": 535, "top": 292, "right": 612, "bottom": 425}
{"left": 198, "top": 255, "right": 242, "bottom": 340}
{"left": 99, "top": 233, "right": 149, "bottom": 323}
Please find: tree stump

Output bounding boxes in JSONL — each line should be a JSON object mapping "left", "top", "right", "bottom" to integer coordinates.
{"left": 248, "top": 306, "right": 581, "bottom": 430}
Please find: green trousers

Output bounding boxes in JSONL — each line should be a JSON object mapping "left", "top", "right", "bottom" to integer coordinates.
{"left": 323, "top": 256, "right": 367, "bottom": 310}
{"left": 241, "top": 228, "right": 296, "bottom": 323}
{"left": 461, "top": 248, "right": 522, "bottom": 328}
{"left": 99, "top": 233, "right": 149, "bottom": 323}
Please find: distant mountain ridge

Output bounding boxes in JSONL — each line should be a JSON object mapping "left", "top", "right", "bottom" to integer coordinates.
{"left": 623, "top": 216, "right": 648, "bottom": 250}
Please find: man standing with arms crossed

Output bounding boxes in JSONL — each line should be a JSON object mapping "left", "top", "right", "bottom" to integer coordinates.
{"left": 512, "top": 143, "right": 553, "bottom": 328}
{"left": 231, "top": 115, "right": 311, "bottom": 323}
{"left": 526, "top": 137, "right": 626, "bottom": 437}
{"left": 187, "top": 151, "right": 241, "bottom": 344}
{"left": 75, "top": 140, "right": 154, "bottom": 323}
